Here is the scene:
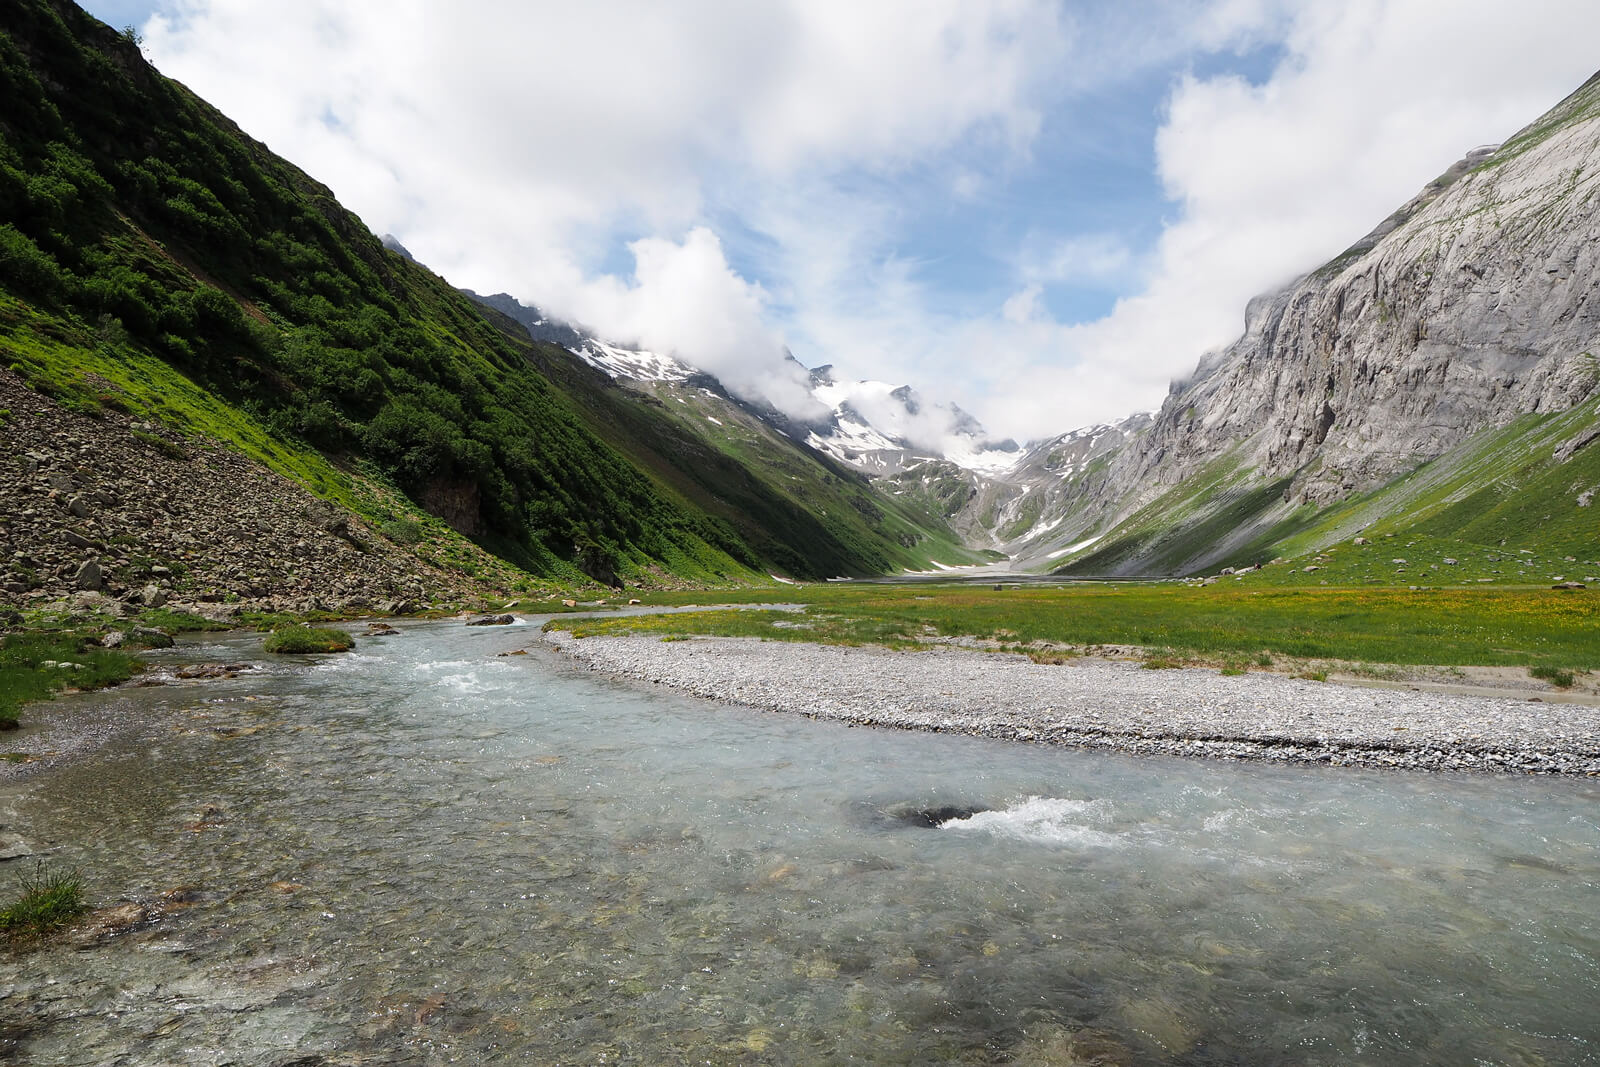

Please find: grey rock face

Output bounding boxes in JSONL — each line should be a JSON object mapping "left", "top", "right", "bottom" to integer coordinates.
{"left": 1104, "top": 72, "right": 1600, "bottom": 522}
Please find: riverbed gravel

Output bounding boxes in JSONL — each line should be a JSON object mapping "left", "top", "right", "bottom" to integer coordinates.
{"left": 544, "top": 632, "right": 1600, "bottom": 776}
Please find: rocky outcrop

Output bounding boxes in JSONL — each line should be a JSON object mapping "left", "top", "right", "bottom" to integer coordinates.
{"left": 1105, "top": 73, "right": 1600, "bottom": 520}
{"left": 0, "top": 369, "right": 487, "bottom": 618}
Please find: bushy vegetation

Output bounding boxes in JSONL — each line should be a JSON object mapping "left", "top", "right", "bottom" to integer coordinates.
{"left": 0, "top": 631, "right": 142, "bottom": 728}
{"left": 0, "top": 861, "right": 87, "bottom": 934}
{"left": 262, "top": 625, "right": 354, "bottom": 654}
{"left": 1529, "top": 665, "right": 1578, "bottom": 689}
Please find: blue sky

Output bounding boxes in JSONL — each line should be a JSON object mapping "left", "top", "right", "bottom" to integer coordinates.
{"left": 80, "top": 1, "right": 1600, "bottom": 442}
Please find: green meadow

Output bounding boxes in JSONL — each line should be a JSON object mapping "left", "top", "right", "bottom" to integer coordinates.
{"left": 544, "top": 581, "right": 1600, "bottom": 673}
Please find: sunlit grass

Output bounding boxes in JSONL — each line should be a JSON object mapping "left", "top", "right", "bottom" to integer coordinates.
{"left": 262, "top": 626, "right": 354, "bottom": 654}
{"left": 546, "top": 582, "right": 1600, "bottom": 670}
{"left": 0, "top": 632, "right": 143, "bottom": 728}
{"left": 0, "top": 862, "right": 87, "bottom": 934}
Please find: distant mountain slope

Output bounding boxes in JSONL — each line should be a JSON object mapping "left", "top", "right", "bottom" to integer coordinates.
{"left": 1053, "top": 71, "right": 1600, "bottom": 577}
{"left": 469, "top": 293, "right": 988, "bottom": 575}
{"left": 0, "top": 0, "right": 959, "bottom": 588}
{"left": 474, "top": 292, "right": 1021, "bottom": 478}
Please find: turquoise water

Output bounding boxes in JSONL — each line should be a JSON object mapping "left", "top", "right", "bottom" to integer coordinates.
{"left": 3, "top": 618, "right": 1598, "bottom": 1064}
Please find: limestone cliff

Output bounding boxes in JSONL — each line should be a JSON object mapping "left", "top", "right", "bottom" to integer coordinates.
{"left": 1050, "top": 71, "right": 1600, "bottom": 575}
{"left": 1138, "top": 73, "right": 1599, "bottom": 506}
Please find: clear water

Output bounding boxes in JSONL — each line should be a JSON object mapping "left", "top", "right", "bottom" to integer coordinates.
{"left": 3, "top": 619, "right": 1598, "bottom": 1065}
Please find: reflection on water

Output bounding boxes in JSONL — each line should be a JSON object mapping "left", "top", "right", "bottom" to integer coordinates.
{"left": 3, "top": 619, "right": 1598, "bottom": 1065}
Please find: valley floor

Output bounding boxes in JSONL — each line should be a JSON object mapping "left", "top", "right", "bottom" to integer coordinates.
{"left": 543, "top": 631, "right": 1600, "bottom": 776}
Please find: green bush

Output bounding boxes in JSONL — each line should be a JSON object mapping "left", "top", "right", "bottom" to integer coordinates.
{"left": 1530, "top": 665, "right": 1577, "bottom": 688}
{"left": 263, "top": 625, "right": 353, "bottom": 653}
{"left": 379, "top": 518, "right": 424, "bottom": 545}
{"left": 0, "top": 861, "right": 87, "bottom": 933}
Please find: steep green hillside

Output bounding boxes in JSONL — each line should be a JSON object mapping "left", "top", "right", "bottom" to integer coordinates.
{"left": 481, "top": 312, "right": 985, "bottom": 577}
{"left": 0, "top": 0, "right": 954, "bottom": 585}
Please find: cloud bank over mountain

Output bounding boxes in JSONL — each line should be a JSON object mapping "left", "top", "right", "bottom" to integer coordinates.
{"left": 137, "top": 0, "right": 1600, "bottom": 440}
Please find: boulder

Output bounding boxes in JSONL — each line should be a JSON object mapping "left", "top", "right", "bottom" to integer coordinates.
{"left": 73, "top": 559, "right": 103, "bottom": 591}
{"left": 465, "top": 614, "right": 515, "bottom": 626}
{"left": 129, "top": 627, "right": 175, "bottom": 648}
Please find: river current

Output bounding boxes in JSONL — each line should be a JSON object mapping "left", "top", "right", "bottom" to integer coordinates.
{"left": 3, "top": 618, "right": 1598, "bottom": 1064}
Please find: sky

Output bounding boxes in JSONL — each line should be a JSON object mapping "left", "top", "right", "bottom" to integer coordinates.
{"left": 82, "top": 0, "right": 1600, "bottom": 445}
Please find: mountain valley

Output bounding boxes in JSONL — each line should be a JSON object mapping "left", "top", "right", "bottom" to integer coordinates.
{"left": 1, "top": 0, "right": 1597, "bottom": 611}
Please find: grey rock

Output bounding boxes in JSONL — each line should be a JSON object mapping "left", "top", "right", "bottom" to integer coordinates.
{"left": 141, "top": 583, "right": 167, "bottom": 609}
{"left": 465, "top": 614, "right": 516, "bottom": 626}
{"left": 0, "top": 833, "right": 33, "bottom": 861}
{"left": 129, "top": 627, "right": 175, "bottom": 648}
{"left": 102, "top": 630, "right": 126, "bottom": 648}
{"left": 74, "top": 559, "right": 103, "bottom": 591}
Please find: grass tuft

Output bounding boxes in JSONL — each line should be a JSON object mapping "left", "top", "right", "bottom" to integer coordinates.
{"left": 0, "top": 861, "right": 88, "bottom": 934}
{"left": 0, "top": 632, "right": 143, "bottom": 729}
{"left": 262, "top": 626, "right": 353, "bottom": 654}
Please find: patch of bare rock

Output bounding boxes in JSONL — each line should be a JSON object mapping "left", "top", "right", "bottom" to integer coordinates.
{"left": 0, "top": 370, "right": 480, "bottom": 619}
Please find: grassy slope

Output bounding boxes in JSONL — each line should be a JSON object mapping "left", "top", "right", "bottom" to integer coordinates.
{"left": 1054, "top": 374, "right": 1600, "bottom": 583}
{"left": 1054, "top": 446, "right": 1295, "bottom": 577}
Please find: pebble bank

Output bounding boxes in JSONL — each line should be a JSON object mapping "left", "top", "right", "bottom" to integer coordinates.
{"left": 545, "top": 632, "right": 1600, "bottom": 776}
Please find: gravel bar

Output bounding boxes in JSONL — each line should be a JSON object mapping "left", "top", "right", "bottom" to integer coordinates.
{"left": 544, "top": 632, "right": 1600, "bottom": 776}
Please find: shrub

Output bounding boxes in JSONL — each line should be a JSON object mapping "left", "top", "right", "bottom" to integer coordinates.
{"left": 0, "top": 862, "right": 87, "bottom": 933}
{"left": 1529, "top": 665, "right": 1577, "bottom": 688}
{"left": 263, "top": 625, "right": 353, "bottom": 654}
{"left": 379, "top": 518, "right": 424, "bottom": 545}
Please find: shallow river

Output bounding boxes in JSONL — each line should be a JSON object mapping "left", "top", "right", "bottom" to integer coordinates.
{"left": 3, "top": 618, "right": 1599, "bottom": 1065}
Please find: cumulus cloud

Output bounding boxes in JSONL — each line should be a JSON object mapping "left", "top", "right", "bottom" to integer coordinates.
{"left": 780, "top": 0, "right": 1600, "bottom": 441}
{"left": 141, "top": 0, "right": 1065, "bottom": 421}
{"left": 975, "top": 0, "right": 1600, "bottom": 438}
{"left": 552, "top": 228, "right": 825, "bottom": 418}
{"left": 135, "top": 0, "right": 1600, "bottom": 445}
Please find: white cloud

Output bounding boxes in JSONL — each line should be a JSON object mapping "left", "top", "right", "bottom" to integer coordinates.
{"left": 142, "top": 0, "right": 1066, "bottom": 421}
{"left": 554, "top": 228, "right": 825, "bottom": 418}
{"left": 137, "top": 0, "right": 1600, "bottom": 446}
{"left": 782, "top": 0, "right": 1600, "bottom": 441}
{"left": 985, "top": 0, "right": 1600, "bottom": 437}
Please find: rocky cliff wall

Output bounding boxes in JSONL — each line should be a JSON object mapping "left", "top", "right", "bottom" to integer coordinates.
{"left": 1102, "top": 72, "right": 1600, "bottom": 523}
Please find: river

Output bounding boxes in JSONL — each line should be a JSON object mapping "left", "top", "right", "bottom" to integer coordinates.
{"left": 2, "top": 617, "right": 1597, "bottom": 1064}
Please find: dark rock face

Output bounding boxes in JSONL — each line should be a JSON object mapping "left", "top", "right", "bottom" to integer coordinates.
{"left": 72, "top": 559, "right": 102, "bottom": 591}
{"left": 874, "top": 802, "right": 991, "bottom": 829}
{"left": 419, "top": 476, "right": 481, "bottom": 537}
{"left": 0, "top": 369, "right": 483, "bottom": 617}
{"left": 465, "top": 614, "right": 515, "bottom": 627}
